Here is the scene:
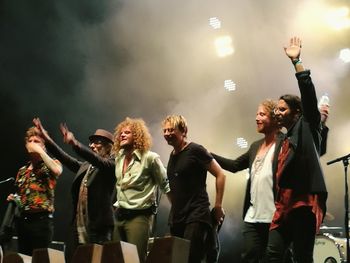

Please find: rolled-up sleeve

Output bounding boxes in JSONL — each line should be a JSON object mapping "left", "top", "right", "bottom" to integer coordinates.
{"left": 152, "top": 155, "right": 171, "bottom": 194}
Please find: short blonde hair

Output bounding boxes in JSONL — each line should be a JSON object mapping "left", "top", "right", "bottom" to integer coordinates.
{"left": 113, "top": 117, "right": 152, "bottom": 153}
{"left": 162, "top": 115, "right": 188, "bottom": 136}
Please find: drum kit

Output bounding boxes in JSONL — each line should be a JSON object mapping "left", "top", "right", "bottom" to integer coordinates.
{"left": 314, "top": 212, "right": 348, "bottom": 263}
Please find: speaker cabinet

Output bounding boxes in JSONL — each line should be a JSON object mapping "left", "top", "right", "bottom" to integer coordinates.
{"left": 146, "top": 236, "right": 190, "bottom": 263}
{"left": 71, "top": 243, "right": 103, "bottom": 263}
{"left": 32, "top": 248, "right": 65, "bottom": 263}
{"left": 3, "top": 252, "right": 31, "bottom": 263}
{"left": 101, "top": 241, "right": 140, "bottom": 263}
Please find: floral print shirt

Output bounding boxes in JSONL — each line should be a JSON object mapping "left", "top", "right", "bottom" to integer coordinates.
{"left": 15, "top": 160, "right": 61, "bottom": 213}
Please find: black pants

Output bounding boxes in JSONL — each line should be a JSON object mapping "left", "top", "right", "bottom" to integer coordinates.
{"left": 64, "top": 222, "right": 113, "bottom": 263}
{"left": 241, "top": 222, "right": 270, "bottom": 263}
{"left": 265, "top": 207, "right": 316, "bottom": 263}
{"left": 16, "top": 212, "right": 54, "bottom": 256}
{"left": 171, "top": 222, "right": 209, "bottom": 263}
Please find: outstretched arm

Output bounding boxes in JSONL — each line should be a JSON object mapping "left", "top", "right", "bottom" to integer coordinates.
{"left": 60, "top": 123, "right": 115, "bottom": 170}
{"left": 33, "top": 117, "right": 81, "bottom": 172}
{"left": 211, "top": 151, "right": 250, "bottom": 173}
{"left": 59, "top": 123, "right": 79, "bottom": 147}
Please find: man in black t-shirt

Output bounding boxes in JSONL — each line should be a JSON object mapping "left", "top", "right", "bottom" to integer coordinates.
{"left": 162, "top": 115, "right": 226, "bottom": 263}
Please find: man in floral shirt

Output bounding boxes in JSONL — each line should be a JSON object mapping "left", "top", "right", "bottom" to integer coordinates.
{"left": 7, "top": 126, "right": 62, "bottom": 256}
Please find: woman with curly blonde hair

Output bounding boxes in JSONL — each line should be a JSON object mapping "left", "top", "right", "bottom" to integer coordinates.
{"left": 113, "top": 117, "right": 171, "bottom": 263}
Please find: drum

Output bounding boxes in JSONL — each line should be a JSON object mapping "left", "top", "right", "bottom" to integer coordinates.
{"left": 314, "top": 235, "right": 345, "bottom": 263}
{"left": 331, "top": 237, "right": 347, "bottom": 261}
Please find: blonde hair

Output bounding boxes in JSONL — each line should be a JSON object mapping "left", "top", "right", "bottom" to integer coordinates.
{"left": 24, "top": 126, "right": 42, "bottom": 143}
{"left": 113, "top": 117, "right": 152, "bottom": 153}
{"left": 162, "top": 115, "right": 188, "bottom": 136}
{"left": 260, "top": 99, "right": 278, "bottom": 123}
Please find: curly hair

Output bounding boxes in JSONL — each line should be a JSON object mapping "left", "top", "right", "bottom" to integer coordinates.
{"left": 260, "top": 99, "right": 278, "bottom": 123}
{"left": 113, "top": 117, "right": 152, "bottom": 153}
{"left": 161, "top": 115, "right": 188, "bottom": 136}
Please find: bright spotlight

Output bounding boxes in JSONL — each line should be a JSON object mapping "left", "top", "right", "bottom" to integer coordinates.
{"left": 236, "top": 137, "right": 248, "bottom": 149}
{"left": 339, "top": 48, "right": 350, "bottom": 63}
{"left": 209, "top": 17, "right": 221, "bottom": 29}
{"left": 325, "top": 7, "right": 350, "bottom": 30}
{"left": 214, "top": 36, "right": 234, "bottom": 57}
{"left": 224, "top": 79, "right": 236, "bottom": 91}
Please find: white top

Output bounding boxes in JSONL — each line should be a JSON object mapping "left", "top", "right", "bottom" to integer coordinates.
{"left": 244, "top": 143, "right": 276, "bottom": 223}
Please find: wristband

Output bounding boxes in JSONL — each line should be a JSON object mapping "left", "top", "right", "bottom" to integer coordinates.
{"left": 292, "top": 58, "right": 302, "bottom": 65}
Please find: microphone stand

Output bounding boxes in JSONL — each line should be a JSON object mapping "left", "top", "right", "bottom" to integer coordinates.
{"left": 327, "top": 153, "right": 350, "bottom": 263}
{"left": 0, "top": 178, "right": 14, "bottom": 185}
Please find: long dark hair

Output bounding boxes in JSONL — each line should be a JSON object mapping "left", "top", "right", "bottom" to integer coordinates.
{"left": 279, "top": 94, "right": 302, "bottom": 116}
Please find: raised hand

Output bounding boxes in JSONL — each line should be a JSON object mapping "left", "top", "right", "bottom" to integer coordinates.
{"left": 320, "top": 104, "right": 330, "bottom": 124}
{"left": 33, "top": 117, "right": 52, "bottom": 142}
{"left": 284, "top": 36, "right": 302, "bottom": 60}
{"left": 59, "top": 123, "right": 77, "bottom": 145}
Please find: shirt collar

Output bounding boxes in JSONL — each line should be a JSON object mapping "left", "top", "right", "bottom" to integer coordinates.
{"left": 118, "top": 148, "right": 142, "bottom": 161}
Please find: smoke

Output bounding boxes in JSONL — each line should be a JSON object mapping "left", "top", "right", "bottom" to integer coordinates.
{"left": 1, "top": 0, "right": 349, "bottom": 261}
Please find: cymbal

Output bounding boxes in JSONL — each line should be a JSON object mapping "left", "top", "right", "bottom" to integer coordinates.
{"left": 320, "top": 226, "right": 342, "bottom": 231}
{"left": 324, "top": 212, "right": 335, "bottom": 221}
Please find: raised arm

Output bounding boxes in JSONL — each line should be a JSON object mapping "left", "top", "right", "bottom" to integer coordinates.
{"left": 60, "top": 123, "right": 115, "bottom": 170}
{"left": 59, "top": 123, "right": 79, "bottom": 147}
{"left": 284, "top": 37, "right": 321, "bottom": 127}
{"left": 26, "top": 141, "right": 62, "bottom": 176}
{"left": 33, "top": 118, "right": 82, "bottom": 173}
{"left": 284, "top": 36, "right": 305, "bottom": 73}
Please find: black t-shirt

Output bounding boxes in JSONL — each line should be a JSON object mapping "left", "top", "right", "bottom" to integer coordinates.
{"left": 167, "top": 142, "right": 213, "bottom": 226}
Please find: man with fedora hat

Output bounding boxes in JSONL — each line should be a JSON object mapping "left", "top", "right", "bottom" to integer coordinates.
{"left": 33, "top": 118, "right": 116, "bottom": 263}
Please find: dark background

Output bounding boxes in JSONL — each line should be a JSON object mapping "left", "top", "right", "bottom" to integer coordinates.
{"left": 1, "top": 0, "right": 349, "bottom": 261}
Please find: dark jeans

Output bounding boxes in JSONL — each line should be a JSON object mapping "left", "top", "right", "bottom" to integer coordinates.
{"left": 16, "top": 212, "right": 54, "bottom": 256}
{"left": 265, "top": 207, "right": 316, "bottom": 263}
{"left": 205, "top": 224, "right": 220, "bottom": 263}
{"left": 241, "top": 222, "right": 270, "bottom": 263}
{"left": 171, "top": 222, "right": 209, "bottom": 263}
{"left": 65, "top": 222, "right": 113, "bottom": 263}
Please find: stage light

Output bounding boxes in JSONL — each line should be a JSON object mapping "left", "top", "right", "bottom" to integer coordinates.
{"left": 209, "top": 17, "right": 221, "bottom": 29}
{"left": 236, "top": 137, "right": 248, "bottom": 149}
{"left": 339, "top": 48, "right": 350, "bottom": 63}
{"left": 224, "top": 79, "right": 236, "bottom": 91}
{"left": 214, "top": 36, "right": 234, "bottom": 57}
{"left": 325, "top": 6, "right": 350, "bottom": 30}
